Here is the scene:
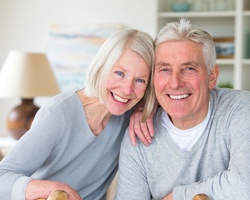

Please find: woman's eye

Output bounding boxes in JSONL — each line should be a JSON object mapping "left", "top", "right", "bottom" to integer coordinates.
{"left": 160, "top": 67, "right": 169, "bottom": 72}
{"left": 115, "top": 71, "right": 124, "bottom": 77}
{"left": 136, "top": 78, "right": 146, "bottom": 83}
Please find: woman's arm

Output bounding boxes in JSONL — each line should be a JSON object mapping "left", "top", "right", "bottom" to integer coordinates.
{"left": 0, "top": 106, "right": 64, "bottom": 199}
{"left": 128, "top": 105, "right": 158, "bottom": 146}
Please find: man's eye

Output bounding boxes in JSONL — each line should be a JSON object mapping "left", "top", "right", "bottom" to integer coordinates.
{"left": 115, "top": 71, "right": 124, "bottom": 77}
{"left": 186, "top": 67, "right": 195, "bottom": 71}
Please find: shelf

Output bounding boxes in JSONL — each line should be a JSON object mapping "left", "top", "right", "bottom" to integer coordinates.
{"left": 216, "top": 59, "right": 235, "bottom": 65}
{"left": 157, "top": 0, "right": 250, "bottom": 90}
{"left": 243, "top": 11, "right": 250, "bottom": 16}
{"left": 158, "top": 11, "right": 236, "bottom": 18}
{"left": 243, "top": 59, "right": 250, "bottom": 65}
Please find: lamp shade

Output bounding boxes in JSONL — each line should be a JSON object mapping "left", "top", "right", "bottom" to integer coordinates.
{"left": 0, "top": 51, "right": 60, "bottom": 98}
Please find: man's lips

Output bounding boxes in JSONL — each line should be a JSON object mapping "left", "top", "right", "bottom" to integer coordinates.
{"left": 169, "top": 94, "right": 190, "bottom": 100}
{"left": 112, "top": 92, "right": 129, "bottom": 103}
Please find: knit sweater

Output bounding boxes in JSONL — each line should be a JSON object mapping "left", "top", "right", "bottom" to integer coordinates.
{"left": 115, "top": 88, "right": 250, "bottom": 200}
{"left": 0, "top": 91, "right": 131, "bottom": 200}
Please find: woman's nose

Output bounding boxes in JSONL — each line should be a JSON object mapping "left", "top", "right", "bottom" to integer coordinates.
{"left": 122, "top": 80, "right": 133, "bottom": 95}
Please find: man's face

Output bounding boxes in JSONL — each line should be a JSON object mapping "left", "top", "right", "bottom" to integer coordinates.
{"left": 154, "top": 40, "right": 218, "bottom": 129}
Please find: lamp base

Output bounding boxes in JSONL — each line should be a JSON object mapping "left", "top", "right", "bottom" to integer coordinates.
{"left": 6, "top": 98, "right": 40, "bottom": 140}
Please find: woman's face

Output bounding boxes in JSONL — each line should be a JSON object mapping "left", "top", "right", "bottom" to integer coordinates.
{"left": 105, "top": 49, "right": 150, "bottom": 116}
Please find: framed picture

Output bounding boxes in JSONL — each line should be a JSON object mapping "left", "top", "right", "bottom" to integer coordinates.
{"left": 46, "top": 24, "right": 124, "bottom": 92}
{"left": 213, "top": 37, "right": 234, "bottom": 59}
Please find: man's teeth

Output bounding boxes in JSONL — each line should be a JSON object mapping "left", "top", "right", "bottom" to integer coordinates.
{"left": 169, "top": 94, "right": 189, "bottom": 100}
{"left": 113, "top": 93, "right": 128, "bottom": 103}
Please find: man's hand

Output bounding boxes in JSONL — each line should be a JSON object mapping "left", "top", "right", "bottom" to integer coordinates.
{"left": 128, "top": 110, "right": 155, "bottom": 146}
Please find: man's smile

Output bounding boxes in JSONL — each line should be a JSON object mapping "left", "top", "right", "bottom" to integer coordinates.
{"left": 169, "top": 94, "right": 190, "bottom": 100}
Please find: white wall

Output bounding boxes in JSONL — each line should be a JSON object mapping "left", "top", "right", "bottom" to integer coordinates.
{"left": 0, "top": 0, "right": 157, "bottom": 137}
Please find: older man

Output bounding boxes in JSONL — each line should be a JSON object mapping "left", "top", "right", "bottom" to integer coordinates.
{"left": 115, "top": 19, "right": 250, "bottom": 200}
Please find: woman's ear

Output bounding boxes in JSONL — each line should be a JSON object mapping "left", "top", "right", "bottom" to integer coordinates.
{"left": 209, "top": 64, "right": 219, "bottom": 89}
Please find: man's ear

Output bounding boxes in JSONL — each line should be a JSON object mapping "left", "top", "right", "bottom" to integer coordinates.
{"left": 209, "top": 64, "right": 219, "bottom": 89}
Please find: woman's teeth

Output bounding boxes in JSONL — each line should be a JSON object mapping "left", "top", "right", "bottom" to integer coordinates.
{"left": 113, "top": 93, "right": 128, "bottom": 103}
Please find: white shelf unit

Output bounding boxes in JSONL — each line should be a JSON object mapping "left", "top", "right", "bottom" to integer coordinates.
{"left": 157, "top": 0, "right": 250, "bottom": 90}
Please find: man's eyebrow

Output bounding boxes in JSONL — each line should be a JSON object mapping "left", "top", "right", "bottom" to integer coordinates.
{"left": 181, "top": 61, "right": 199, "bottom": 67}
{"left": 155, "top": 61, "right": 169, "bottom": 67}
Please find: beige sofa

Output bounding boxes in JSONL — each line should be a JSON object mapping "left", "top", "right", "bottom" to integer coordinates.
{"left": 106, "top": 173, "right": 118, "bottom": 200}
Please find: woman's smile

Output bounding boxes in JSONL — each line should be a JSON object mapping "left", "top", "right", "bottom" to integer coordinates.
{"left": 112, "top": 92, "right": 129, "bottom": 103}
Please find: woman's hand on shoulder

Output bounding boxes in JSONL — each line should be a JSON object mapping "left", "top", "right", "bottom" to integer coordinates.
{"left": 128, "top": 109, "right": 155, "bottom": 146}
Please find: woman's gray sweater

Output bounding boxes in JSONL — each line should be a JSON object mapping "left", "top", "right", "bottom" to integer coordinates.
{"left": 0, "top": 92, "right": 131, "bottom": 200}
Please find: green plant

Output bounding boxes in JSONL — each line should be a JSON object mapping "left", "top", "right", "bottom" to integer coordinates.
{"left": 217, "top": 82, "right": 233, "bottom": 88}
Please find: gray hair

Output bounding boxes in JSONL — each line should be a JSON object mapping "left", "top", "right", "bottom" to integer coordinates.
{"left": 84, "top": 28, "right": 155, "bottom": 120}
{"left": 155, "top": 18, "right": 216, "bottom": 72}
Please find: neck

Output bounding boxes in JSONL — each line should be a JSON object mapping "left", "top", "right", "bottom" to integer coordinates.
{"left": 77, "top": 89, "right": 112, "bottom": 135}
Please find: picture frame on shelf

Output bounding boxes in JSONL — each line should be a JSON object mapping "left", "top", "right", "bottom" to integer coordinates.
{"left": 213, "top": 37, "right": 234, "bottom": 59}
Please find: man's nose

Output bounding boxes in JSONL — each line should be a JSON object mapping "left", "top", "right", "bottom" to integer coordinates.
{"left": 170, "top": 72, "right": 183, "bottom": 89}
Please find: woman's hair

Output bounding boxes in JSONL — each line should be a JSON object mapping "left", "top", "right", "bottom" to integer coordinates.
{"left": 84, "top": 28, "right": 155, "bottom": 120}
{"left": 155, "top": 18, "right": 216, "bottom": 73}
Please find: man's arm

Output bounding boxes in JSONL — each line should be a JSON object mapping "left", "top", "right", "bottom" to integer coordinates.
{"left": 115, "top": 131, "right": 152, "bottom": 200}
{"left": 171, "top": 102, "right": 250, "bottom": 200}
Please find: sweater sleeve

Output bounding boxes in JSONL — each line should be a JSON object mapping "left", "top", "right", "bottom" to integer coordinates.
{"left": 115, "top": 130, "right": 152, "bottom": 200}
{"left": 173, "top": 93, "right": 250, "bottom": 200}
{"left": 0, "top": 105, "right": 64, "bottom": 200}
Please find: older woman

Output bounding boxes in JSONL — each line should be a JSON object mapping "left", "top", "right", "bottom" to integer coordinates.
{"left": 0, "top": 29, "right": 155, "bottom": 200}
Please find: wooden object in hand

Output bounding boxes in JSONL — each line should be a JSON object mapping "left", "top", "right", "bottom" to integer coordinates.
{"left": 193, "top": 193, "right": 209, "bottom": 200}
{"left": 36, "top": 190, "right": 68, "bottom": 200}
